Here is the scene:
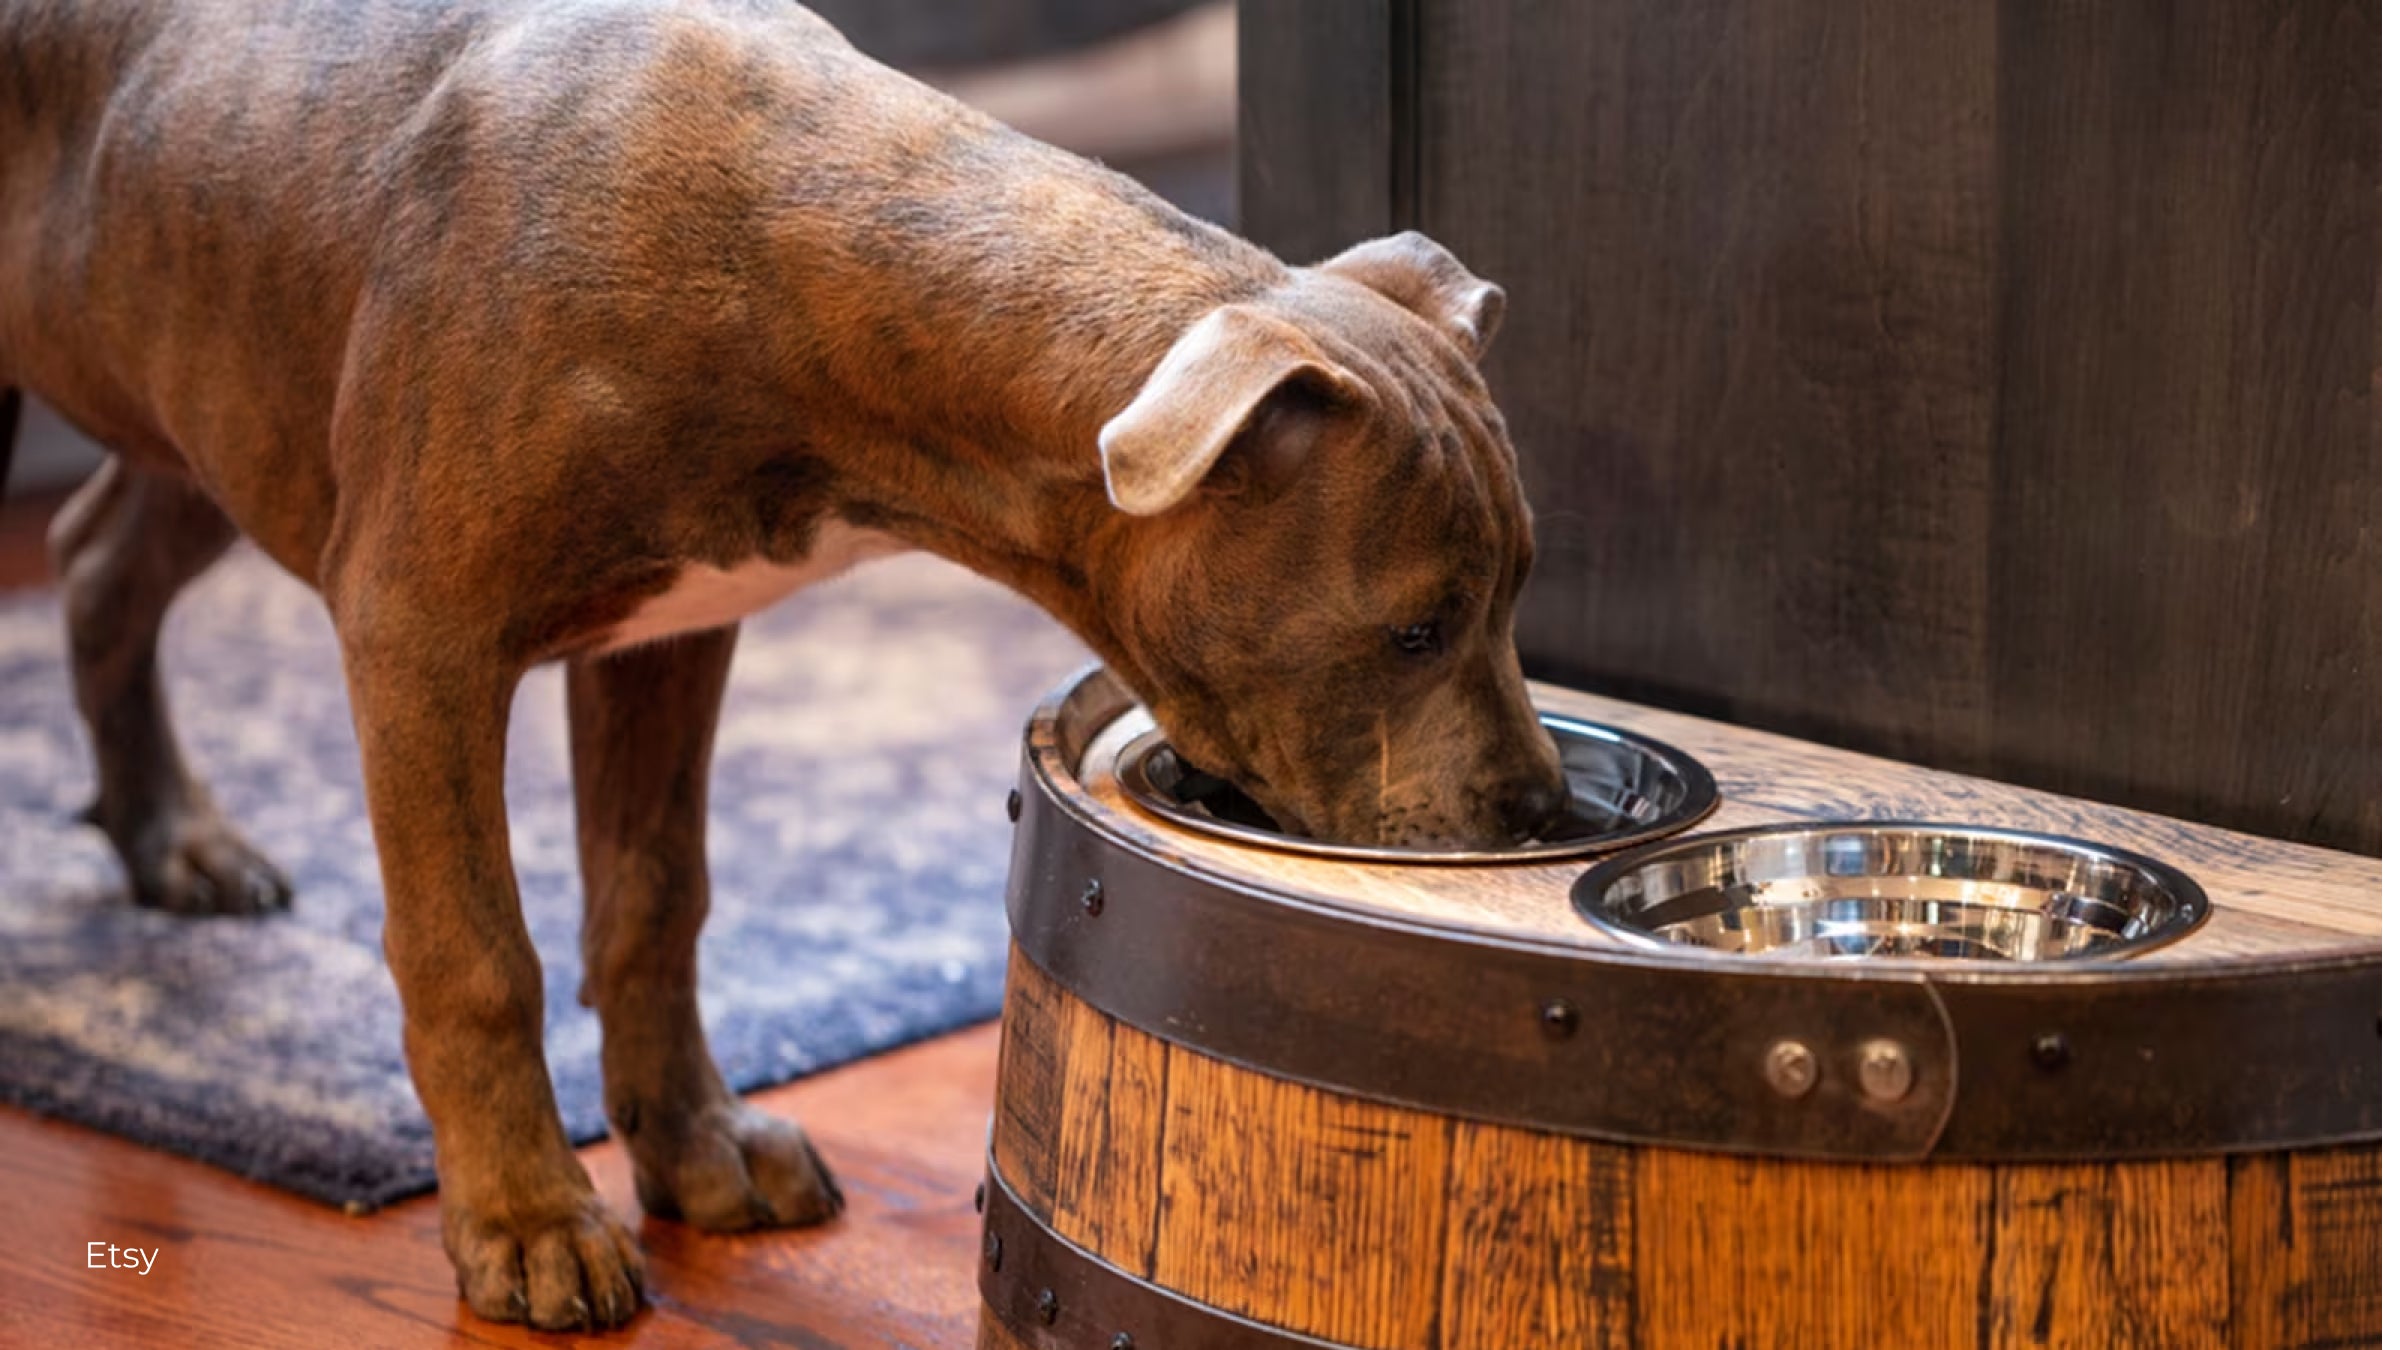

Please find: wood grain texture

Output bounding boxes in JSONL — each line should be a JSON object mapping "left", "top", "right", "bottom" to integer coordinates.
{"left": 1240, "top": 0, "right": 2379, "bottom": 852}
{"left": 1439, "top": 1120, "right": 1633, "bottom": 1350}
{"left": 993, "top": 946, "right": 1070, "bottom": 1222}
{"left": 1988, "top": 1161, "right": 2232, "bottom": 1348}
{"left": 1989, "top": 0, "right": 2380, "bottom": 858}
{"left": 1234, "top": 0, "right": 1393, "bottom": 264}
{"left": 2230, "top": 1149, "right": 2385, "bottom": 1349}
{"left": 1632, "top": 1150, "right": 1992, "bottom": 1350}
{"left": 993, "top": 956, "right": 1649, "bottom": 1349}
{"left": 1063, "top": 685, "right": 2381, "bottom": 963}
{"left": 1418, "top": 0, "right": 2004, "bottom": 778}
{"left": 989, "top": 953, "right": 2382, "bottom": 1349}
{"left": 1153, "top": 1043, "right": 1452, "bottom": 1349}
{"left": 1048, "top": 961, "right": 1169, "bottom": 1277}
{"left": 0, "top": 1023, "right": 999, "bottom": 1349}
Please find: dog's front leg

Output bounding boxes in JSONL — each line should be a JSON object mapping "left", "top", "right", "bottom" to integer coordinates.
{"left": 338, "top": 617, "right": 644, "bottom": 1331}
{"left": 568, "top": 626, "right": 845, "bottom": 1232}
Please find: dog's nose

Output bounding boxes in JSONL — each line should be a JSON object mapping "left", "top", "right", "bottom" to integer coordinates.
{"left": 1498, "top": 775, "right": 1568, "bottom": 841}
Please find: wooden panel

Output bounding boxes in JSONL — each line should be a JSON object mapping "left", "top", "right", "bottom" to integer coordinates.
{"left": 1240, "top": 1, "right": 2380, "bottom": 852}
{"left": 1411, "top": 0, "right": 2005, "bottom": 774}
{"left": 1440, "top": 1120, "right": 1634, "bottom": 1350}
{"left": 1633, "top": 1149, "right": 1990, "bottom": 1349}
{"left": 1153, "top": 1043, "right": 1451, "bottom": 1349}
{"left": 991, "top": 945, "right": 1068, "bottom": 1219}
{"left": 1235, "top": 0, "right": 1393, "bottom": 263}
{"left": 1048, "top": 973, "right": 1170, "bottom": 1277}
{"left": 1988, "top": 0, "right": 2380, "bottom": 853}
{"left": 1988, "top": 1161, "right": 2231, "bottom": 1347}
{"left": 995, "top": 935, "right": 2375, "bottom": 1348}
{"left": 2230, "top": 1146, "right": 2384, "bottom": 1349}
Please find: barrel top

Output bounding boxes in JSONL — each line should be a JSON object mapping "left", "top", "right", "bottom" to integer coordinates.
{"left": 1057, "top": 673, "right": 2379, "bottom": 966}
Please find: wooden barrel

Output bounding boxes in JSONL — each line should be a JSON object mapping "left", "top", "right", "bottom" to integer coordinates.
{"left": 977, "top": 667, "right": 2380, "bottom": 1350}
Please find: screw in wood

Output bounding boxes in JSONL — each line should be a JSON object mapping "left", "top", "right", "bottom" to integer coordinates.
{"left": 1081, "top": 879, "right": 1106, "bottom": 916}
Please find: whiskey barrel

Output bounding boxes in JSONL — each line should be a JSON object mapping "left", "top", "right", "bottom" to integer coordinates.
{"left": 978, "top": 667, "right": 2380, "bottom": 1350}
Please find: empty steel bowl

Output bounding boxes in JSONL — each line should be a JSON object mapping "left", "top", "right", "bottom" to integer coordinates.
{"left": 1572, "top": 822, "right": 2209, "bottom": 961}
{"left": 1114, "top": 713, "right": 1717, "bottom": 863}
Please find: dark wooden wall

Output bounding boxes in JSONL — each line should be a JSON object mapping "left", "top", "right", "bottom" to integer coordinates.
{"left": 1241, "top": 0, "right": 2379, "bottom": 854}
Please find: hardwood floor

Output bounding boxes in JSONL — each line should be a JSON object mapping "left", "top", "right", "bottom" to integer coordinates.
{"left": 0, "top": 1025, "right": 1000, "bottom": 1349}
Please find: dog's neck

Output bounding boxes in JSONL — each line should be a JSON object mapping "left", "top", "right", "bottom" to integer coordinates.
{"left": 827, "top": 287, "right": 1203, "bottom": 679}
{"left": 763, "top": 138, "right": 1287, "bottom": 676}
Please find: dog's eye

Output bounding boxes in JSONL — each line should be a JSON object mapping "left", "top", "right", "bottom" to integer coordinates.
{"left": 1389, "top": 620, "right": 1444, "bottom": 658}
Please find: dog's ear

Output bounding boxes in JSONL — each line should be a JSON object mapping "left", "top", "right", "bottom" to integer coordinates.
{"left": 1100, "top": 305, "right": 1368, "bottom": 516}
{"left": 1317, "top": 230, "right": 1505, "bottom": 359}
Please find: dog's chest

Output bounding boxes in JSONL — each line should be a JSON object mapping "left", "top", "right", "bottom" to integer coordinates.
{"left": 598, "top": 523, "right": 906, "bottom": 653}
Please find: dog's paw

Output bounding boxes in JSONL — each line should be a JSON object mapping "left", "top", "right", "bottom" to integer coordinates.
{"left": 444, "top": 1193, "right": 645, "bottom": 1331}
{"left": 109, "top": 808, "right": 293, "bottom": 916}
{"left": 630, "top": 1102, "right": 845, "bottom": 1232}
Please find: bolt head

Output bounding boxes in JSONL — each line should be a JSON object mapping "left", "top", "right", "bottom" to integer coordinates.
{"left": 1080, "top": 879, "right": 1106, "bottom": 915}
{"left": 1006, "top": 789, "right": 1023, "bottom": 823}
{"left": 973, "top": 1182, "right": 986, "bottom": 1214}
{"left": 2031, "top": 1032, "right": 2071, "bottom": 1070}
{"left": 1036, "top": 1288, "right": 1061, "bottom": 1325}
{"left": 1112, "top": 1336, "right": 1137, "bottom": 1350}
{"left": 1763, "top": 1039, "right": 1819, "bottom": 1097}
{"left": 1539, "top": 998, "right": 1580, "bottom": 1039}
{"left": 1858, "top": 1038, "right": 1915, "bottom": 1102}
{"left": 984, "top": 1231, "right": 1003, "bottom": 1271}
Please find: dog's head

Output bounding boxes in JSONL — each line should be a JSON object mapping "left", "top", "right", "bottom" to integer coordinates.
{"left": 1094, "top": 231, "right": 1564, "bottom": 849}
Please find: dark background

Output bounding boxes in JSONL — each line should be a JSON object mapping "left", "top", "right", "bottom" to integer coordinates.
{"left": 807, "top": 0, "right": 1196, "bottom": 68}
{"left": 1241, "top": 0, "right": 2379, "bottom": 854}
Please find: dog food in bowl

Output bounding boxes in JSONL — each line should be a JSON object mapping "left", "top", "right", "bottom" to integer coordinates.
{"left": 1115, "top": 714, "right": 1718, "bottom": 863}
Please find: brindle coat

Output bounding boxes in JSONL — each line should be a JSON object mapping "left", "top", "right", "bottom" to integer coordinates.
{"left": 0, "top": 0, "right": 1562, "bottom": 1330}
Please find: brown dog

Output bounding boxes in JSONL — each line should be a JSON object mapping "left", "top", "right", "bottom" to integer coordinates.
{"left": 0, "top": 0, "right": 1564, "bottom": 1330}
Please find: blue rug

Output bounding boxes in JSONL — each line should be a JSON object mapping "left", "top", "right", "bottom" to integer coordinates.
{"left": 0, "top": 548, "right": 1086, "bottom": 1210}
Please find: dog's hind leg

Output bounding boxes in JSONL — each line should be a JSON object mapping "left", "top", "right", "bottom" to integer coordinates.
{"left": 48, "top": 456, "right": 292, "bottom": 913}
{"left": 567, "top": 625, "right": 845, "bottom": 1233}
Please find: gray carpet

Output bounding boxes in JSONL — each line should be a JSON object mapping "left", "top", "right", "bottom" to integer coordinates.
{"left": 0, "top": 548, "right": 1087, "bottom": 1209}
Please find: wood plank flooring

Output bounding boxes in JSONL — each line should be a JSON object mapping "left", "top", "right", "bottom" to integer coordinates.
{"left": 0, "top": 1025, "right": 999, "bottom": 1349}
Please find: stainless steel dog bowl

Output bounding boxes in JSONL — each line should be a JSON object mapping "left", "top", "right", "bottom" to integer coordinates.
{"left": 1114, "top": 713, "right": 1718, "bottom": 863}
{"left": 1572, "top": 822, "right": 2208, "bottom": 961}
